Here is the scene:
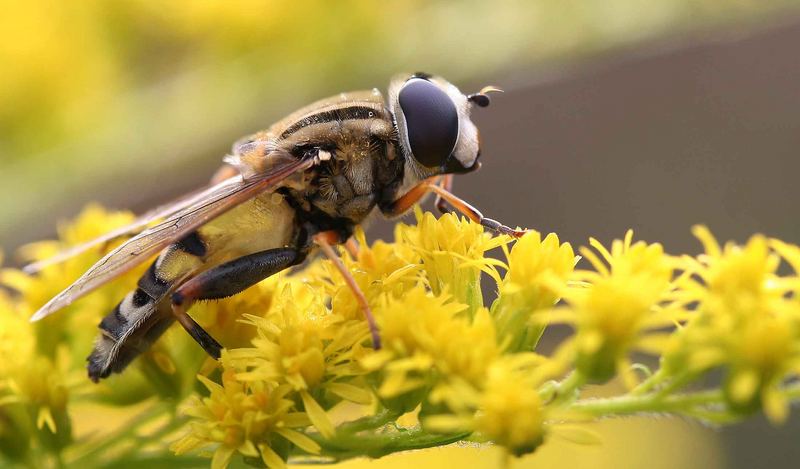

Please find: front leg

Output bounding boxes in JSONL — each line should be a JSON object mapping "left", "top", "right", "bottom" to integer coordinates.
{"left": 434, "top": 174, "right": 453, "bottom": 214}
{"left": 171, "top": 247, "right": 302, "bottom": 358}
{"left": 380, "top": 179, "right": 528, "bottom": 238}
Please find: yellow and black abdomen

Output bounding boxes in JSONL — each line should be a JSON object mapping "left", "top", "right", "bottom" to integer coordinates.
{"left": 87, "top": 192, "right": 298, "bottom": 381}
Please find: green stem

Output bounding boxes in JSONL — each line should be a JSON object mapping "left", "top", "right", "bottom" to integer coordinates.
{"left": 630, "top": 367, "right": 667, "bottom": 396}
{"left": 566, "top": 381, "right": 800, "bottom": 426}
{"left": 551, "top": 371, "right": 586, "bottom": 405}
{"left": 571, "top": 388, "right": 724, "bottom": 417}
{"left": 306, "top": 427, "right": 471, "bottom": 461}
{"left": 336, "top": 408, "right": 402, "bottom": 435}
{"left": 572, "top": 380, "right": 800, "bottom": 417}
{"left": 652, "top": 371, "right": 695, "bottom": 399}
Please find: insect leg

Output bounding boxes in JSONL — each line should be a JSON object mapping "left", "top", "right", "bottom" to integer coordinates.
{"left": 170, "top": 247, "right": 301, "bottom": 358}
{"left": 313, "top": 232, "right": 381, "bottom": 349}
{"left": 380, "top": 180, "right": 527, "bottom": 238}
{"left": 434, "top": 174, "right": 453, "bottom": 214}
{"left": 379, "top": 178, "right": 437, "bottom": 217}
{"left": 426, "top": 184, "right": 528, "bottom": 238}
{"left": 344, "top": 237, "right": 360, "bottom": 258}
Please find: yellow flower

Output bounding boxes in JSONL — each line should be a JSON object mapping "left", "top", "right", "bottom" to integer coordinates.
{"left": 172, "top": 369, "right": 319, "bottom": 469}
{"left": 228, "top": 282, "right": 370, "bottom": 400}
{"left": 0, "top": 290, "right": 71, "bottom": 456}
{"left": 361, "top": 286, "right": 501, "bottom": 412}
{"left": 690, "top": 227, "right": 782, "bottom": 317}
{"left": 1, "top": 204, "right": 145, "bottom": 360}
{"left": 399, "top": 208, "right": 510, "bottom": 316}
{"left": 560, "top": 231, "right": 679, "bottom": 386}
{"left": 424, "top": 355, "right": 551, "bottom": 457}
{"left": 13, "top": 202, "right": 800, "bottom": 465}
{"left": 0, "top": 291, "right": 35, "bottom": 376}
{"left": 492, "top": 231, "right": 576, "bottom": 352}
{"left": 309, "top": 226, "right": 421, "bottom": 323}
{"left": 666, "top": 227, "right": 800, "bottom": 423}
{"left": 476, "top": 359, "right": 545, "bottom": 456}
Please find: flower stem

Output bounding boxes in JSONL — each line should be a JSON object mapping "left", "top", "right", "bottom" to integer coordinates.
{"left": 630, "top": 367, "right": 667, "bottom": 396}
{"left": 571, "top": 388, "right": 724, "bottom": 417}
{"left": 308, "top": 428, "right": 471, "bottom": 461}
{"left": 551, "top": 371, "right": 586, "bottom": 404}
{"left": 571, "top": 382, "right": 800, "bottom": 419}
{"left": 336, "top": 408, "right": 403, "bottom": 434}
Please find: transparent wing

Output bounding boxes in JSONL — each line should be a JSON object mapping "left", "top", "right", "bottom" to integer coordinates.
{"left": 30, "top": 153, "right": 315, "bottom": 322}
{"left": 23, "top": 185, "right": 215, "bottom": 275}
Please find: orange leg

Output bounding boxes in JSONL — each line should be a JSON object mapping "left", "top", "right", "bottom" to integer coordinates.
{"left": 313, "top": 232, "right": 381, "bottom": 349}
{"left": 381, "top": 179, "right": 528, "bottom": 238}
{"left": 345, "top": 237, "right": 360, "bottom": 258}
{"left": 434, "top": 174, "right": 453, "bottom": 214}
{"left": 380, "top": 176, "right": 441, "bottom": 217}
{"left": 427, "top": 184, "right": 527, "bottom": 238}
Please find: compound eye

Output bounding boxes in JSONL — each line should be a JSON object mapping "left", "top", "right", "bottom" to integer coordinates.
{"left": 398, "top": 78, "right": 459, "bottom": 168}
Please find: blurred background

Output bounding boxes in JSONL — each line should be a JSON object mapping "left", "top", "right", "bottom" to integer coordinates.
{"left": 3, "top": 1, "right": 800, "bottom": 467}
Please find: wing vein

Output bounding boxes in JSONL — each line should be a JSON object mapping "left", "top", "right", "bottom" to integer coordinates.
{"left": 30, "top": 154, "right": 314, "bottom": 322}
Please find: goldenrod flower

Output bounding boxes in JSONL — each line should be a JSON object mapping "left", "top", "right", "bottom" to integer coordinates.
{"left": 311, "top": 226, "right": 421, "bottom": 323}
{"left": 1, "top": 205, "right": 144, "bottom": 361}
{"left": 4, "top": 204, "right": 138, "bottom": 316}
{"left": 665, "top": 227, "right": 800, "bottom": 423}
{"left": 424, "top": 355, "right": 551, "bottom": 457}
{"left": 492, "top": 231, "right": 576, "bottom": 352}
{"left": 172, "top": 369, "right": 319, "bottom": 469}
{"left": 0, "top": 285, "right": 71, "bottom": 457}
{"left": 399, "top": 208, "right": 510, "bottom": 316}
{"left": 558, "top": 231, "right": 679, "bottom": 386}
{"left": 7, "top": 206, "right": 800, "bottom": 467}
{"left": 229, "top": 282, "right": 372, "bottom": 405}
{"left": 476, "top": 358, "right": 546, "bottom": 456}
{"left": 362, "top": 286, "right": 500, "bottom": 412}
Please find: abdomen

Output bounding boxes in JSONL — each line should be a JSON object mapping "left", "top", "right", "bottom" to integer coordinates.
{"left": 87, "top": 192, "right": 297, "bottom": 381}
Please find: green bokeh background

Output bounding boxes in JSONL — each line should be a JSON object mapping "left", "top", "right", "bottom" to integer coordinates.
{"left": 2, "top": 0, "right": 798, "bottom": 249}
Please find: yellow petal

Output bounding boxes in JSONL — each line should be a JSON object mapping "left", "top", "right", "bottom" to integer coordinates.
{"left": 634, "top": 333, "right": 672, "bottom": 355}
{"left": 763, "top": 389, "right": 789, "bottom": 425}
{"left": 259, "top": 444, "right": 287, "bottom": 469}
{"left": 300, "top": 391, "right": 335, "bottom": 438}
{"left": 211, "top": 445, "right": 235, "bottom": 469}
{"left": 729, "top": 370, "right": 759, "bottom": 403}
{"left": 238, "top": 440, "right": 259, "bottom": 457}
{"left": 325, "top": 382, "right": 373, "bottom": 405}
{"left": 692, "top": 225, "right": 721, "bottom": 258}
{"left": 36, "top": 407, "right": 56, "bottom": 433}
{"left": 275, "top": 428, "right": 321, "bottom": 454}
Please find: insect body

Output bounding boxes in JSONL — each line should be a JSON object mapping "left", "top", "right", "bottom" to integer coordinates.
{"left": 29, "top": 73, "right": 524, "bottom": 381}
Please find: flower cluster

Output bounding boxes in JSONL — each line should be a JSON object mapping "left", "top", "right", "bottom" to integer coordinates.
{"left": 4, "top": 207, "right": 800, "bottom": 468}
{"left": 662, "top": 228, "right": 800, "bottom": 423}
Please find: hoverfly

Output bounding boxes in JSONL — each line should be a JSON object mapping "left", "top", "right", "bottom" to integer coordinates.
{"left": 29, "top": 73, "right": 526, "bottom": 382}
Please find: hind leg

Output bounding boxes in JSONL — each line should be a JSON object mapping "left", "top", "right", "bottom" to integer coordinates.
{"left": 170, "top": 247, "right": 302, "bottom": 358}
